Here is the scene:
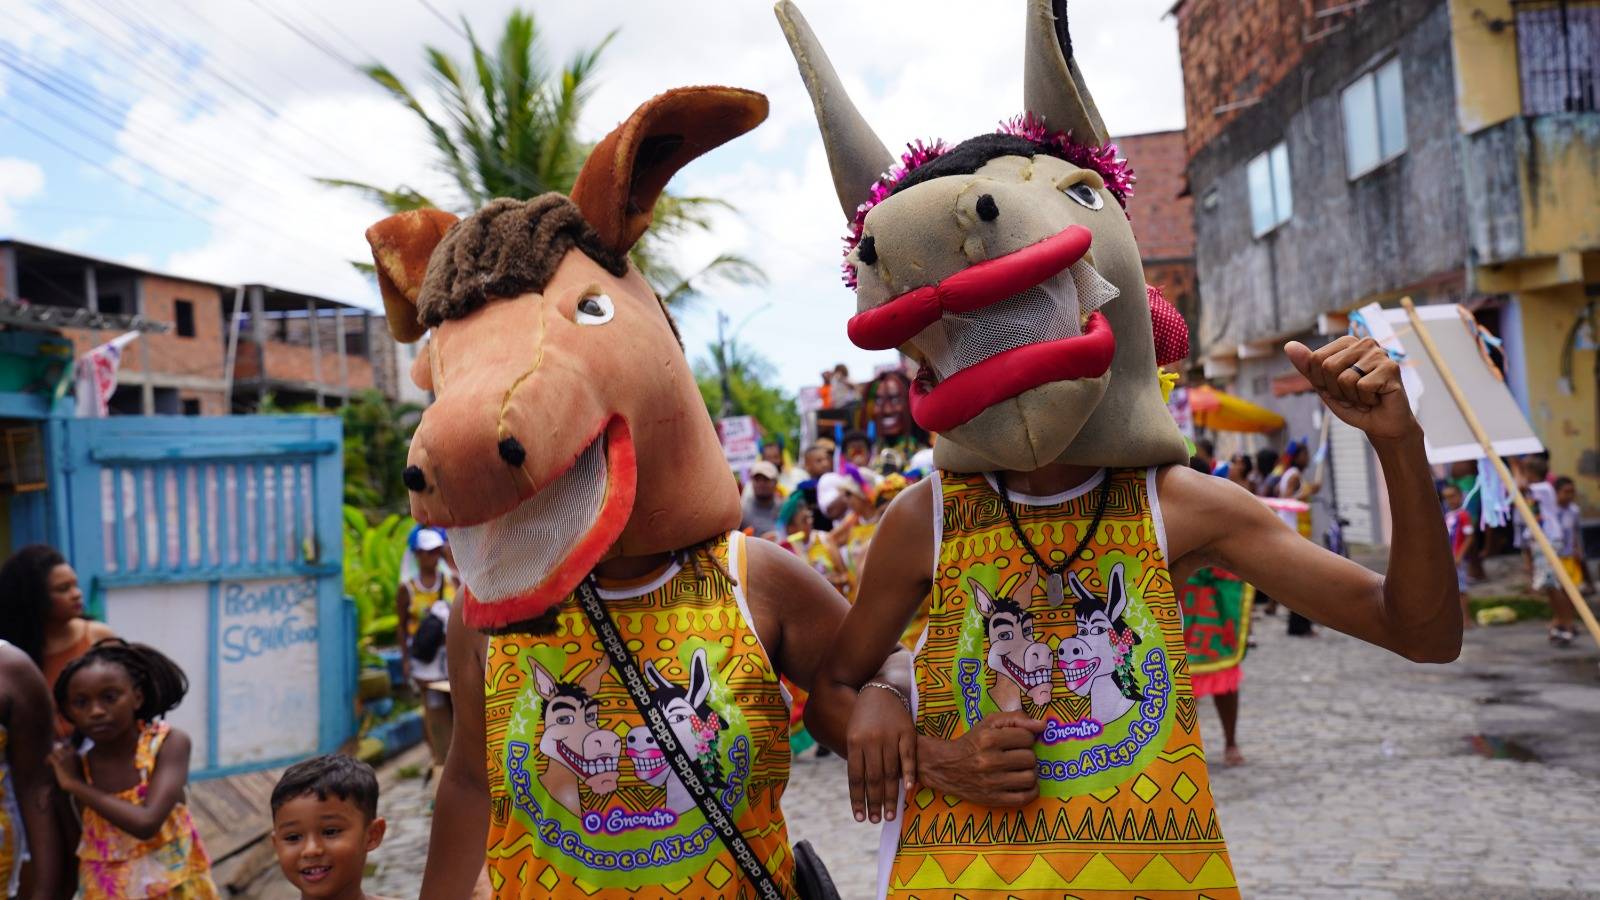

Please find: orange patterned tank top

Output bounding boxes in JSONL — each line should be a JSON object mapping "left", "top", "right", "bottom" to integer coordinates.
{"left": 886, "top": 468, "right": 1237, "bottom": 898}
{"left": 484, "top": 533, "right": 796, "bottom": 898}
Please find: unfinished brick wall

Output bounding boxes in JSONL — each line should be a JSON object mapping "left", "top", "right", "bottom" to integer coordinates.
{"left": 125, "top": 277, "right": 225, "bottom": 379}
{"left": 253, "top": 342, "right": 374, "bottom": 391}
{"left": 61, "top": 276, "right": 226, "bottom": 380}
{"left": 1116, "top": 130, "right": 1195, "bottom": 262}
{"left": 1175, "top": 0, "right": 1361, "bottom": 158}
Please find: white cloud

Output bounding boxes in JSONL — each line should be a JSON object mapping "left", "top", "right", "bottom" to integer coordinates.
{"left": 0, "top": 158, "right": 46, "bottom": 230}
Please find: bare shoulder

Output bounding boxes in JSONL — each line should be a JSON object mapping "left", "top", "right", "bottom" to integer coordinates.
{"left": 1154, "top": 464, "right": 1280, "bottom": 564}
{"left": 156, "top": 726, "right": 193, "bottom": 760}
{"left": 742, "top": 535, "right": 837, "bottom": 616}
{"left": 85, "top": 619, "right": 116, "bottom": 644}
{"left": 877, "top": 475, "right": 936, "bottom": 547}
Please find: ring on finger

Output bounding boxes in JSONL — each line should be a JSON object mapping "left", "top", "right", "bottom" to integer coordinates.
{"left": 1350, "top": 363, "right": 1369, "bottom": 378}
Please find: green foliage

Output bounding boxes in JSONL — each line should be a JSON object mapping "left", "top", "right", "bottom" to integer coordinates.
{"left": 260, "top": 391, "right": 420, "bottom": 520}
{"left": 322, "top": 8, "right": 761, "bottom": 306}
{"left": 695, "top": 343, "right": 799, "bottom": 447}
{"left": 344, "top": 505, "right": 415, "bottom": 648}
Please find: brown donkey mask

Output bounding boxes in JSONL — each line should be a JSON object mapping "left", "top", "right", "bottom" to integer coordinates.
{"left": 367, "top": 87, "right": 767, "bottom": 631}
{"left": 778, "top": 0, "right": 1189, "bottom": 473}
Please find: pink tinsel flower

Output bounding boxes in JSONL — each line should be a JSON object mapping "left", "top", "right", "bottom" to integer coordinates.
{"left": 839, "top": 115, "right": 1136, "bottom": 288}
{"left": 841, "top": 139, "right": 949, "bottom": 288}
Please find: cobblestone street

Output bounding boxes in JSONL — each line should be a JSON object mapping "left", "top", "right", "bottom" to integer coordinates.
{"left": 366, "top": 607, "right": 1600, "bottom": 898}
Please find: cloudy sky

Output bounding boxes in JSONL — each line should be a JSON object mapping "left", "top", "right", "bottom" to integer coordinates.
{"left": 0, "top": 0, "right": 1186, "bottom": 393}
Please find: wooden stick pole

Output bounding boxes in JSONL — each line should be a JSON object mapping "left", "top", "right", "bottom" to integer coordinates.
{"left": 1400, "top": 297, "right": 1600, "bottom": 648}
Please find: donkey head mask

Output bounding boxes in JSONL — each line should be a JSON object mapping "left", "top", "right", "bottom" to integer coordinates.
{"left": 778, "top": 0, "right": 1189, "bottom": 473}
{"left": 367, "top": 88, "right": 767, "bottom": 631}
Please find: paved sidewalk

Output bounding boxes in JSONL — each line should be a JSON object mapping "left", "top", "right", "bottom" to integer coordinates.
{"left": 365, "top": 608, "right": 1600, "bottom": 898}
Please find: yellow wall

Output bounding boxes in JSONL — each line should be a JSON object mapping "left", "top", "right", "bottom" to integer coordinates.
{"left": 1522, "top": 121, "right": 1600, "bottom": 258}
{"left": 1449, "top": 0, "right": 1522, "bottom": 134}
{"left": 1519, "top": 285, "right": 1600, "bottom": 516}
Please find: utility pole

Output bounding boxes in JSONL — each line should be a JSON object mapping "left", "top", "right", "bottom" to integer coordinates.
{"left": 716, "top": 311, "right": 735, "bottom": 419}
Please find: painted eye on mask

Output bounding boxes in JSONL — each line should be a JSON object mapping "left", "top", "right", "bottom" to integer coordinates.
{"left": 1063, "top": 182, "right": 1104, "bottom": 210}
{"left": 575, "top": 293, "right": 615, "bottom": 325}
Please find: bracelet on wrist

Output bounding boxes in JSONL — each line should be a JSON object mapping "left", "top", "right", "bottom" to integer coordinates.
{"left": 860, "top": 680, "right": 912, "bottom": 714}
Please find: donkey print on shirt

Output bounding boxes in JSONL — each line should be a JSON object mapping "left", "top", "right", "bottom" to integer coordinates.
{"left": 1058, "top": 563, "right": 1146, "bottom": 727}
{"left": 533, "top": 656, "right": 622, "bottom": 816}
{"left": 625, "top": 647, "right": 726, "bottom": 815}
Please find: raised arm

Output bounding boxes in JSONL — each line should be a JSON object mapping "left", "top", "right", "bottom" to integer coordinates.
{"left": 420, "top": 600, "right": 490, "bottom": 897}
{"left": 1163, "top": 336, "right": 1461, "bottom": 663}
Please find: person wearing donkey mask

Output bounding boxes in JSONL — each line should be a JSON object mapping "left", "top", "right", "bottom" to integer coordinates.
{"left": 367, "top": 87, "right": 916, "bottom": 899}
{"left": 777, "top": 2, "right": 1461, "bottom": 896}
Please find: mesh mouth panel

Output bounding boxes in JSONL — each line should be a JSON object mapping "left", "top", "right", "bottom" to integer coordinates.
{"left": 917, "top": 261, "right": 1119, "bottom": 381}
{"left": 448, "top": 436, "right": 608, "bottom": 603}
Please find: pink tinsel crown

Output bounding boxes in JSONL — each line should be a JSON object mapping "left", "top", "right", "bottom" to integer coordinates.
{"left": 841, "top": 113, "right": 1136, "bottom": 288}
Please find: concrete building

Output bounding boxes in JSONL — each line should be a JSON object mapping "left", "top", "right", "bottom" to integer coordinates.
{"left": 1175, "top": 0, "right": 1600, "bottom": 544}
{"left": 0, "top": 239, "right": 403, "bottom": 414}
{"left": 1116, "top": 129, "right": 1200, "bottom": 373}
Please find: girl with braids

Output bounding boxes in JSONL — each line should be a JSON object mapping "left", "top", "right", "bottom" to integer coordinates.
{"left": 47, "top": 640, "right": 218, "bottom": 898}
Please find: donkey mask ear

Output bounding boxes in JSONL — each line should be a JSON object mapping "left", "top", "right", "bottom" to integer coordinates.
{"left": 571, "top": 87, "right": 768, "bottom": 255}
{"left": 364, "top": 208, "right": 460, "bottom": 344}
{"left": 1023, "top": 0, "right": 1109, "bottom": 145}
{"left": 775, "top": 0, "right": 895, "bottom": 219}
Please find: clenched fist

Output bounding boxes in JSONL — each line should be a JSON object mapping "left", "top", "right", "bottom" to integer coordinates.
{"left": 917, "top": 711, "right": 1047, "bottom": 808}
{"left": 1285, "top": 336, "right": 1421, "bottom": 443}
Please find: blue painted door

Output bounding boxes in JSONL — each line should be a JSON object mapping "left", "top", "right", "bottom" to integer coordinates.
{"left": 52, "top": 415, "right": 354, "bottom": 779}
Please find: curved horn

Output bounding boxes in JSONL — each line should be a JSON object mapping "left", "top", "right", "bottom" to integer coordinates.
{"left": 365, "top": 208, "right": 459, "bottom": 343}
{"left": 1023, "top": 0, "right": 1109, "bottom": 145}
{"left": 775, "top": 0, "right": 894, "bottom": 219}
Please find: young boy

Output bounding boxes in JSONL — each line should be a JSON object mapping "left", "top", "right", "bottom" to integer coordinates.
{"left": 1442, "top": 483, "right": 1475, "bottom": 626}
{"left": 1523, "top": 458, "right": 1579, "bottom": 645}
{"left": 1553, "top": 476, "right": 1591, "bottom": 595}
{"left": 270, "top": 755, "right": 392, "bottom": 900}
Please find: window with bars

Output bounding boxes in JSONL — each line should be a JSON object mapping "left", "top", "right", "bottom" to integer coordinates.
{"left": 1516, "top": 0, "right": 1600, "bottom": 114}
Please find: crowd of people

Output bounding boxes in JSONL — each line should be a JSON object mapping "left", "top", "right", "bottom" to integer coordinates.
{"left": 733, "top": 367, "right": 932, "bottom": 611}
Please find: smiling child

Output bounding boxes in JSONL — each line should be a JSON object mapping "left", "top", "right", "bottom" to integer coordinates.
{"left": 270, "top": 755, "right": 393, "bottom": 900}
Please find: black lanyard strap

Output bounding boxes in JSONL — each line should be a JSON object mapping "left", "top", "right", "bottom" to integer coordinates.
{"left": 574, "top": 577, "right": 787, "bottom": 900}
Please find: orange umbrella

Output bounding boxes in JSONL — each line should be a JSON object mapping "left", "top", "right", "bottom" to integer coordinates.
{"left": 1188, "top": 385, "right": 1285, "bottom": 434}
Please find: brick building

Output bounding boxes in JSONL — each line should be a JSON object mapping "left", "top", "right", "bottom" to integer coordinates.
{"left": 1176, "top": 0, "right": 1600, "bottom": 543}
{"left": 1116, "top": 129, "right": 1200, "bottom": 373}
{"left": 0, "top": 240, "right": 402, "bottom": 415}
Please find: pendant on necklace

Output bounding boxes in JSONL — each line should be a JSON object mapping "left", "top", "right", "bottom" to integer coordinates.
{"left": 1046, "top": 572, "right": 1066, "bottom": 608}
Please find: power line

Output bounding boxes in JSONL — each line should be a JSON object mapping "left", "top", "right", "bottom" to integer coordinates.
{"left": 0, "top": 109, "right": 207, "bottom": 225}
{"left": 0, "top": 44, "right": 298, "bottom": 209}
{"left": 12, "top": 204, "right": 184, "bottom": 223}
{"left": 20, "top": 1, "right": 369, "bottom": 183}
{"left": 414, "top": 0, "right": 469, "bottom": 41}
{"left": 240, "top": 0, "right": 363, "bottom": 72}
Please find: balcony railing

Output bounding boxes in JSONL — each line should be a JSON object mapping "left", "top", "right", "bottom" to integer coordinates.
{"left": 1517, "top": 0, "right": 1600, "bottom": 114}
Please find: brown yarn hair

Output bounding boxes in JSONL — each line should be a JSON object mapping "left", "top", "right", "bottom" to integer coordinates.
{"left": 415, "top": 194, "right": 629, "bottom": 326}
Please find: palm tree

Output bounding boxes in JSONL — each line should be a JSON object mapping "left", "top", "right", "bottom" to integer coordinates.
{"left": 323, "top": 9, "right": 761, "bottom": 305}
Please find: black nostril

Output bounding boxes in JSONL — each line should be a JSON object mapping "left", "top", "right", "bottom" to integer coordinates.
{"left": 857, "top": 235, "right": 877, "bottom": 265}
{"left": 975, "top": 194, "right": 999, "bottom": 221}
{"left": 498, "top": 436, "right": 527, "bottom": 467}
{"left": 402, "top": 466, "right": 428, "bottom": 492}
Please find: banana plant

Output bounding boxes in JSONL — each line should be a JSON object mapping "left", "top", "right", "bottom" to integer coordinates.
{"left": 344, "top": 505, "right": 414, "bottom": 650}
